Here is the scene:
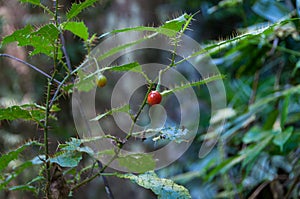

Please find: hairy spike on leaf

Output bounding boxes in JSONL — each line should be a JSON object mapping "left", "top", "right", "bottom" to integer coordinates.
{"left": 0, "top": 103, "right": 56, "bottom": 123}
{"left": 2, "top": 24, "right": 61, "bottom": 58}
{"left": 161, "top": 74, "right": 224, "bottom": 96}
{"left": 19, "top": 0, "right": 40, "bottom": 5}
{"left": 90, "top": 104, "right": 130, "bottom": 121}
{"left": 67, "top": 0, "right": 98, "bottom": 20}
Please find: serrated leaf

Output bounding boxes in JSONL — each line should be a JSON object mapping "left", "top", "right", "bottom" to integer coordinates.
{"left": 2, "top": 25, "right": 34, "bottom": 46}
{"left": 50, "top": 138, "right": 96, "bottom": 167}
{"left": 62, "top": 21, "right": 89, "bottom": 40}
{"left": 67, "top": 0, "right": 98, "bottom": 20}
{"left": 117, "top": 153, "right": 155, "bottom": 173}
{"left": 273, "top": 127, "right": 293, "bottom": 151}
{"left": 19, "top": 0, "right": 40, "bottom": 5}
{"left": 2, "top": 24, "right": 61, "bottom": 58}
{"left": 117, "top": 171, "right": 191, "bottom": 199}
{"left": 50, "top": 152, "right": 82, "bottom": 168}
{"left": 0, "top": 141, "right": 40, "bottom": 173}
{"left": 0, "top": 104, "right": 47, "bottom": 122}
{"left": 91, "top": 104, "right": 130, "bottom": 121}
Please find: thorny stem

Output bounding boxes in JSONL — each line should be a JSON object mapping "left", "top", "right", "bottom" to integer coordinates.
{"left": 71, "top": 83, "right": 154, "bottom": 191}
{"left": 44, "top": 78, "right": 52, "bottom": 198}
{"left": 44, "top": 1, "right": 60, "bottom": 197}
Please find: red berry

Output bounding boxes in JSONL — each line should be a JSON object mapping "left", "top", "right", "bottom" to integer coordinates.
{"left": 96, "top": 74, "right": 107, "bottom": 88}
{"left": 147, "top": 91, "right": 162, "bottom": 105}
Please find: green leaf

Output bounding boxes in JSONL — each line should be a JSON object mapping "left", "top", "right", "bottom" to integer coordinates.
{"left": 75, "top": 69, "right": 95, "bottom": 92}
{"left": 280, "top": 94, "right": 290, "bottom": 129}
{"left": 240, "top": 134, "right": 274, "bottom": 168}
{"left": 0, "top": 104, "right": 47, "bottom": 123}
{"left": 263, "top": 110, "right": 279, "bottom": 130}
{"left": 98, "top": 14, "right": 193, "bottom": 39}
{"left": 62, "top": 21, "right": 89, "bottom": 41}
{"left": 2, "top": 25, "right": 34, "bottom": 46}
{"left": 2, "top": 24, "right": 61, "bottom": 58}
{"left": 99, "top": 26, "right": 159, "bottom": 39}
{"left": 0, "top": 161, "right": 34, "bottom": 191}
{"left": 117, "top": 153, "right": 156, "bottom": 173}
{"left": 252, "top": 0, "right": 291, "bottom": 22}
{"left": 117, "top": 171, "right": 191, "bottom": 199}
{"left": 50, "top": 138, "right": 96, "bottom": 167}
{"left": 19, "top": 0, "right": 40, "bottom": 5}
{"left": 292, "top": 60, "right": 300, "bottom": 76}
{"left": 109, "top": 62, "right": 141, "bottom": 72}
{"left": 67, "top": 0, "right": 98, "bottom": 20}
{"left": 160, "top": 14, "right": 190, "bottom": 37}
{"left": 50, "top": 151, "right": 82, "bottom": 168}
{"left": 91, "top": 104, "right": 130, "bottom": 121}
{"left": 205, "top": 155, "right": 246, "bottom": 181}
{"left": 207, "top": 0, "right": 242, "bottom": 14}
{"left": 242, "top": 126, "right": 269, "bottom": 144}
{"left": 273, "top": 127, "right": 293, "bottom": 151}
{"left": 0, "top": 141, "right": 40, "bottom": 173}
{"left": 161, "top": 74, "right": 224, "bottom": 96}
{"left": 9, "top": 185, "right": 36, "bottom": 193}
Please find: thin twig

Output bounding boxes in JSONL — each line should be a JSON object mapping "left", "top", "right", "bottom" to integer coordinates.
{"left": 0, "top": 54, "right": 61, "bottom": 84}
{"left": 58, "top": 17, "right": 72, "bottom": 72}
{"left": 248, "top": 70, "right": 260, "bottom": 105}
{"left": 97, "top": 160, "right": 115, "bottom": 199}
{"left": 284, "top": 174, "right": 300, "bottom": 199}
{"left": 248, "top": 181, "right": 270, "bottom": 199}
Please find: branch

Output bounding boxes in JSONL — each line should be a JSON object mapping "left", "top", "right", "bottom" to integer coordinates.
{"left": 97, "top": 160, "right": 115, "bottom": 199}
{"left": 0, "top": 54, "right": 61, "bottom": 84}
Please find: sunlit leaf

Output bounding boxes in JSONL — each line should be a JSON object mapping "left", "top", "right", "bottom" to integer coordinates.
{"left": 117, "top": 153, "right": 156, "bottom": 173}
{"left": 117, "top": 171, "right": 191, "bottom": 199}
{"left": 2, "top": 24, "right": 61, "bottom": 58}
{"left": 62, "top": 21, "right": 89, "bottom": 40}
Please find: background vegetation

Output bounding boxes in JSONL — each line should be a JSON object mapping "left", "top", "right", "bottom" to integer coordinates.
{"left": 1, "top": 0, "right": 300, "bottom": 198}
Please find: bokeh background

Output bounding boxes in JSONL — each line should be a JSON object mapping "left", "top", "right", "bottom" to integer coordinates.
{"left": 1, "top": 0, "right": 300, "bottom": 198}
